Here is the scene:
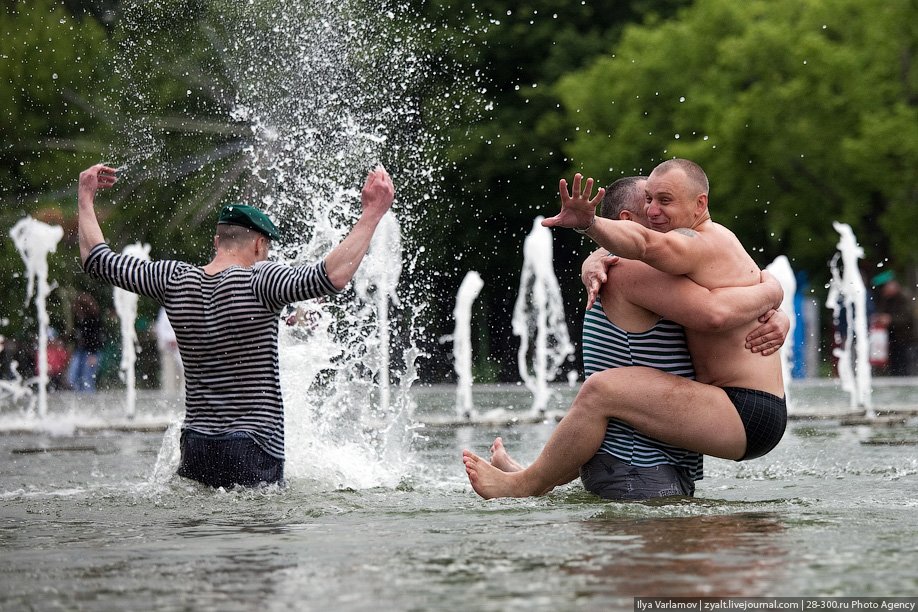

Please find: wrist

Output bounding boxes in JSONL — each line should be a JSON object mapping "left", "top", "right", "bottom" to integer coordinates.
{"left": 574, "top": 216, "right": 595, "bottom": 234}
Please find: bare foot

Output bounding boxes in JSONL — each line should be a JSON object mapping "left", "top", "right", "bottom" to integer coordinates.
{"left": 489, "top": 437, "right": 525, "bottom": 472}
{"left": 462, "top": 449, "right": 533, "bottom": 499}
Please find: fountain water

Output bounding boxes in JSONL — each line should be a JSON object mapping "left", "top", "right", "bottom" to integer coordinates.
{"left": 825, "top": 222, "right": 873, "bottom": 414}
{"left": 512, "top": 216, "right": 575, "bottom": 417}
{"left": 8, "top": 216, "right": 64, "bottom": 418}
{"left": 447, "top": 271, "right": 484, "bottom": 419}
{"left": 766, "top": 255, "right": 797, "bottom": 412}
{"left": 353, "top": 209, "right": 402, "bottom": 415}
{"left": 112, "top": 242, "right": 151, "bottom": 419}
{"left": 109, "top": 2, "right": 451, "bottom": 488}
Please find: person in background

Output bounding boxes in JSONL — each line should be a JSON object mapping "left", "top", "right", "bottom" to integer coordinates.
{"left": 67, "top": 292, "right": 103, "bottom": 392}
{"left": 871, "top": 271, "right": 913, "bottom": 376}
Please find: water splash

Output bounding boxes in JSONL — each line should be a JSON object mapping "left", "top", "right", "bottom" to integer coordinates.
{"left": 113, "top": 242, "right": 151, "bottom": 419}
{"left": 9, "top": 217, "right": 64, "bottom": 418}
{"left": 448, "top": 271, "right": 484, "bottom": 419}
{"left": 512, "top": 217, "right": 575, "bottom": 416}
{"left": 825, "top": 222, "right": 872, "bottom": 413}
{"left": 110, "top": 1, "right": 461, "bottom": 488}
{"left": 766, "top": 255, "right": 797, "bottom": 413}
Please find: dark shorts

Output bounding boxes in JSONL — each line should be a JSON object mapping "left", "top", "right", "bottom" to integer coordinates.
{"left": 722, "top": 387, "right": 787, "bottom": 461}
{"left": 579, "top": 453, "right": 695, "bottom": 500}
{"left": 177, "top": 430, "right": 284, "bottom": 489}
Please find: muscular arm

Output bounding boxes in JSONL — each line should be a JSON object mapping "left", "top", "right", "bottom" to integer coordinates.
{"left": 322, "top": 166, "right": 395, "bottom": 290}
{"left": 77, "top": 164, "right": 117, "bottom": 263}
{"left": 610, "top": 262, "right": 783, "bottom": 332}
{"left": 543, "top": 173, "right": 703, "bottom": 275}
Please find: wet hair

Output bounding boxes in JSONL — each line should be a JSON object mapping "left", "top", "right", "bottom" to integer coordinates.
{"left": 653, "top": 158, "right": 709, "bottom": 195}
{"left": 215, "top": 223, "right": 261, "bottom": 249}
{"left": 600, "top": 176, "right": 647, "bottom": 220}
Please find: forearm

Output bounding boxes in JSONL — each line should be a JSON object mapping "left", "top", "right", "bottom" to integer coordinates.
{"left": 322, "top": 212, "right": 384, "bottom": 290}
{"left": 78, "top": 187, "right": 106, "bottom": 264}
{"left": 706, "top": 283, "right": 782, "bottom": 330}
{"left": 584, "top": 218, "right": 648, "bottom": 260}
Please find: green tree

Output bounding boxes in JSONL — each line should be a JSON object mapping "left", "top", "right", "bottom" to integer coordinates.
{"left": 557, "top": 0, "right": 918, "bottom": 278}
{"left": 1, "top": 0, "right": 113, "bottom": 359}
{"left": 414, "top": 0, "right": 691, "bottom": 381}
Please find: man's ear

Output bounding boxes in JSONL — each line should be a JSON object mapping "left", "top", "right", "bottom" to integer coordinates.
{"left": 619, "top": 211, "right": 633, "bottom": 221}
{"left": 695, "top": 193, "right": 709, "bottom": 215}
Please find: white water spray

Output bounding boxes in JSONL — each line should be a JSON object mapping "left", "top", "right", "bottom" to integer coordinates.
{"left": 115, "top": 1, "right": 461, "bottom": 489}
{"left": 9, "top": 217, "right": 64, "bottom": 418}
{"left": 825, "top": 222, "right": 873, "bottom": 413}
{"left": 766, "top": 255, "right": 797, "bottom": 413}
{"left": 512, "top": 217, "right": 575, "bottom": 416}
{"left": 354, "top": 210, "right": 402, "bottom": 414}
{"left": 448, "top": 271, "right": 484, "bottom": 419}
{"left": 113, "top": 242, "right": 151, "bottom": 419}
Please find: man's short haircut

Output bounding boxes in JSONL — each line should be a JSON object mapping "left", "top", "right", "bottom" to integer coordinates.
{"left": 600, "top": 176, "right": 648, "bottom": 220}
{"left": 654, "top": 158, "right": 710, "bottom": 195}
{"left": 215, "top": 223, "right": 261, "bottom": 248}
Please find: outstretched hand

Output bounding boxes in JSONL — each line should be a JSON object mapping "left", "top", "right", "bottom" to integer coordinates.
{"left": 78, "top": 164, "right": 118, "bottom": 196}
{"left": 361, "top": 164, "right": 395, "bottom": 219}
{"left": 542, "top": 173, "right": 604, "bottom": 231}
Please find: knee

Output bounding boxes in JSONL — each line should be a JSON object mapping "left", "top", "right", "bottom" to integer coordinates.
{"left": 573, "top": 375, "right": 612, "bottom": 414}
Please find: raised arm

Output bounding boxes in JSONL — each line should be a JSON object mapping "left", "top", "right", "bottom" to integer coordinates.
{"left": 612, "top": 263, "right": 784, "bottom": 332}
{"left": 543, "top": 173, "right": 703, "bottom": 275}
{"left": 78, "top": 164, "right": 118, "bottom": 263}
{"left": 323, "top": 166, "right": 395, "bottom": 290}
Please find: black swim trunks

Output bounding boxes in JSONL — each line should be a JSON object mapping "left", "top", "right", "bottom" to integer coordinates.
{"left": 177, "top": 430, "right": 284, "bottom": 488}
{"left": 722, "top": 387, "right": 787, "bottom": 461}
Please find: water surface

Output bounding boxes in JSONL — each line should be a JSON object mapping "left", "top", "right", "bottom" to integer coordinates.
{"left": 2, "top": 385, "right": 917, "bottom": 610}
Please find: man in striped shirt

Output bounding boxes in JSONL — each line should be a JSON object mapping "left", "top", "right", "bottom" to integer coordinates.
{"left": 483, "top": 176, "right": 788, "bottom": 499}
{"left": 77, "top": 163, "right": 394, "bottom": 488}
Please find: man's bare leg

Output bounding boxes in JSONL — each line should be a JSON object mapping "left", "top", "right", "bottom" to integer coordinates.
{"left": 462, "top": 366, "right": 747, "bottom": 499}
{"left": 489, "top": 437, "right": 524, "bottom": 472}
{"left": 465, "top": 437, "right": 586, "bottom": 498}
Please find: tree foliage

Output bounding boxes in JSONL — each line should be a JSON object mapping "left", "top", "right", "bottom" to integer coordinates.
{"left": 556, "top": 0, "right": 918, "bottom": 278}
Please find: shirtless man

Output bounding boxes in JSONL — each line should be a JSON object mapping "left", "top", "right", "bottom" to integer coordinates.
{"left": 464, "top": 159, "right": 787, "bottom": 498}
{"left": 484, "top": 175, "right": 788, "bottom": 499}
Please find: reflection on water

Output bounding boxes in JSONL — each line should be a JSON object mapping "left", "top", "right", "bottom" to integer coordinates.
{"left": 573, "top": 511, "right": 787, "bottom": 597}
{"left": 1, "top": 385, "right": 917, "bottom": 609}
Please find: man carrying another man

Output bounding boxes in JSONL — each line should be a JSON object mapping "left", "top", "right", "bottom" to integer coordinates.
{"left": 464, "top": 159, "right": 788, "bottom": 498}
{"left": 482, "top": 173, "right": 788, "bottom": 499}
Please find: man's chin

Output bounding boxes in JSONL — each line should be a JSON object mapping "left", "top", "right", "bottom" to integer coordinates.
{"left": 650, "top": 222, "right": 670, "bottom": 233}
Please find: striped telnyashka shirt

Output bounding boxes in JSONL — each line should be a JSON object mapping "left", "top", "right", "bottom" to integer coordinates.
{"left": 84, "top": 243, "right": 340, "bottom": 459}
{"left": 582, "top": 298, "right": 703, "bottom": 480}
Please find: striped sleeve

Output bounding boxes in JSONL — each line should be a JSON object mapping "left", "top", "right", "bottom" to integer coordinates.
{"left": 251, "top": 260, "right": 341, "bottom": 313}
{"left": 83, "top": 243, "right": 178, "bottom": 304}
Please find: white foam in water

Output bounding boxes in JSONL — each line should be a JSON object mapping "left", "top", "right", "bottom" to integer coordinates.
{"left": 825, "top": 222, "right": 873, "bottom": 413}
{"left": 766, "top": 255, "right": 797, "bottom": 413}
{"left": 8, "top": 217, "right": 64, "bottom": 418}
{"left": 449, "top": 271, "right": 484, "bottom": 419}
{"left": 113, "top": 242, "right": 151, "bottom": 419}
{"left": 512, "top": 216, "right": 575, "bottom": 416}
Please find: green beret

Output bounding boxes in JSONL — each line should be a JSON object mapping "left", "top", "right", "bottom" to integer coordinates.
{"left": 871, "top": 270, "right": 895, "bottom": 287}
{"left": 217, "top": 204, "right": 280, "bottom": 241}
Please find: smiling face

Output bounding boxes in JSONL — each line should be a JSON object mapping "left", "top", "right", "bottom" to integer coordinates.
{"left": 644, "top": 163, "right": 709, "bottom": 232}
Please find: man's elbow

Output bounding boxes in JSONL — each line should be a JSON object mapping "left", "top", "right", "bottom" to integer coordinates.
{"left": 696, "top": 306, "right": 730, "bottom": 332}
